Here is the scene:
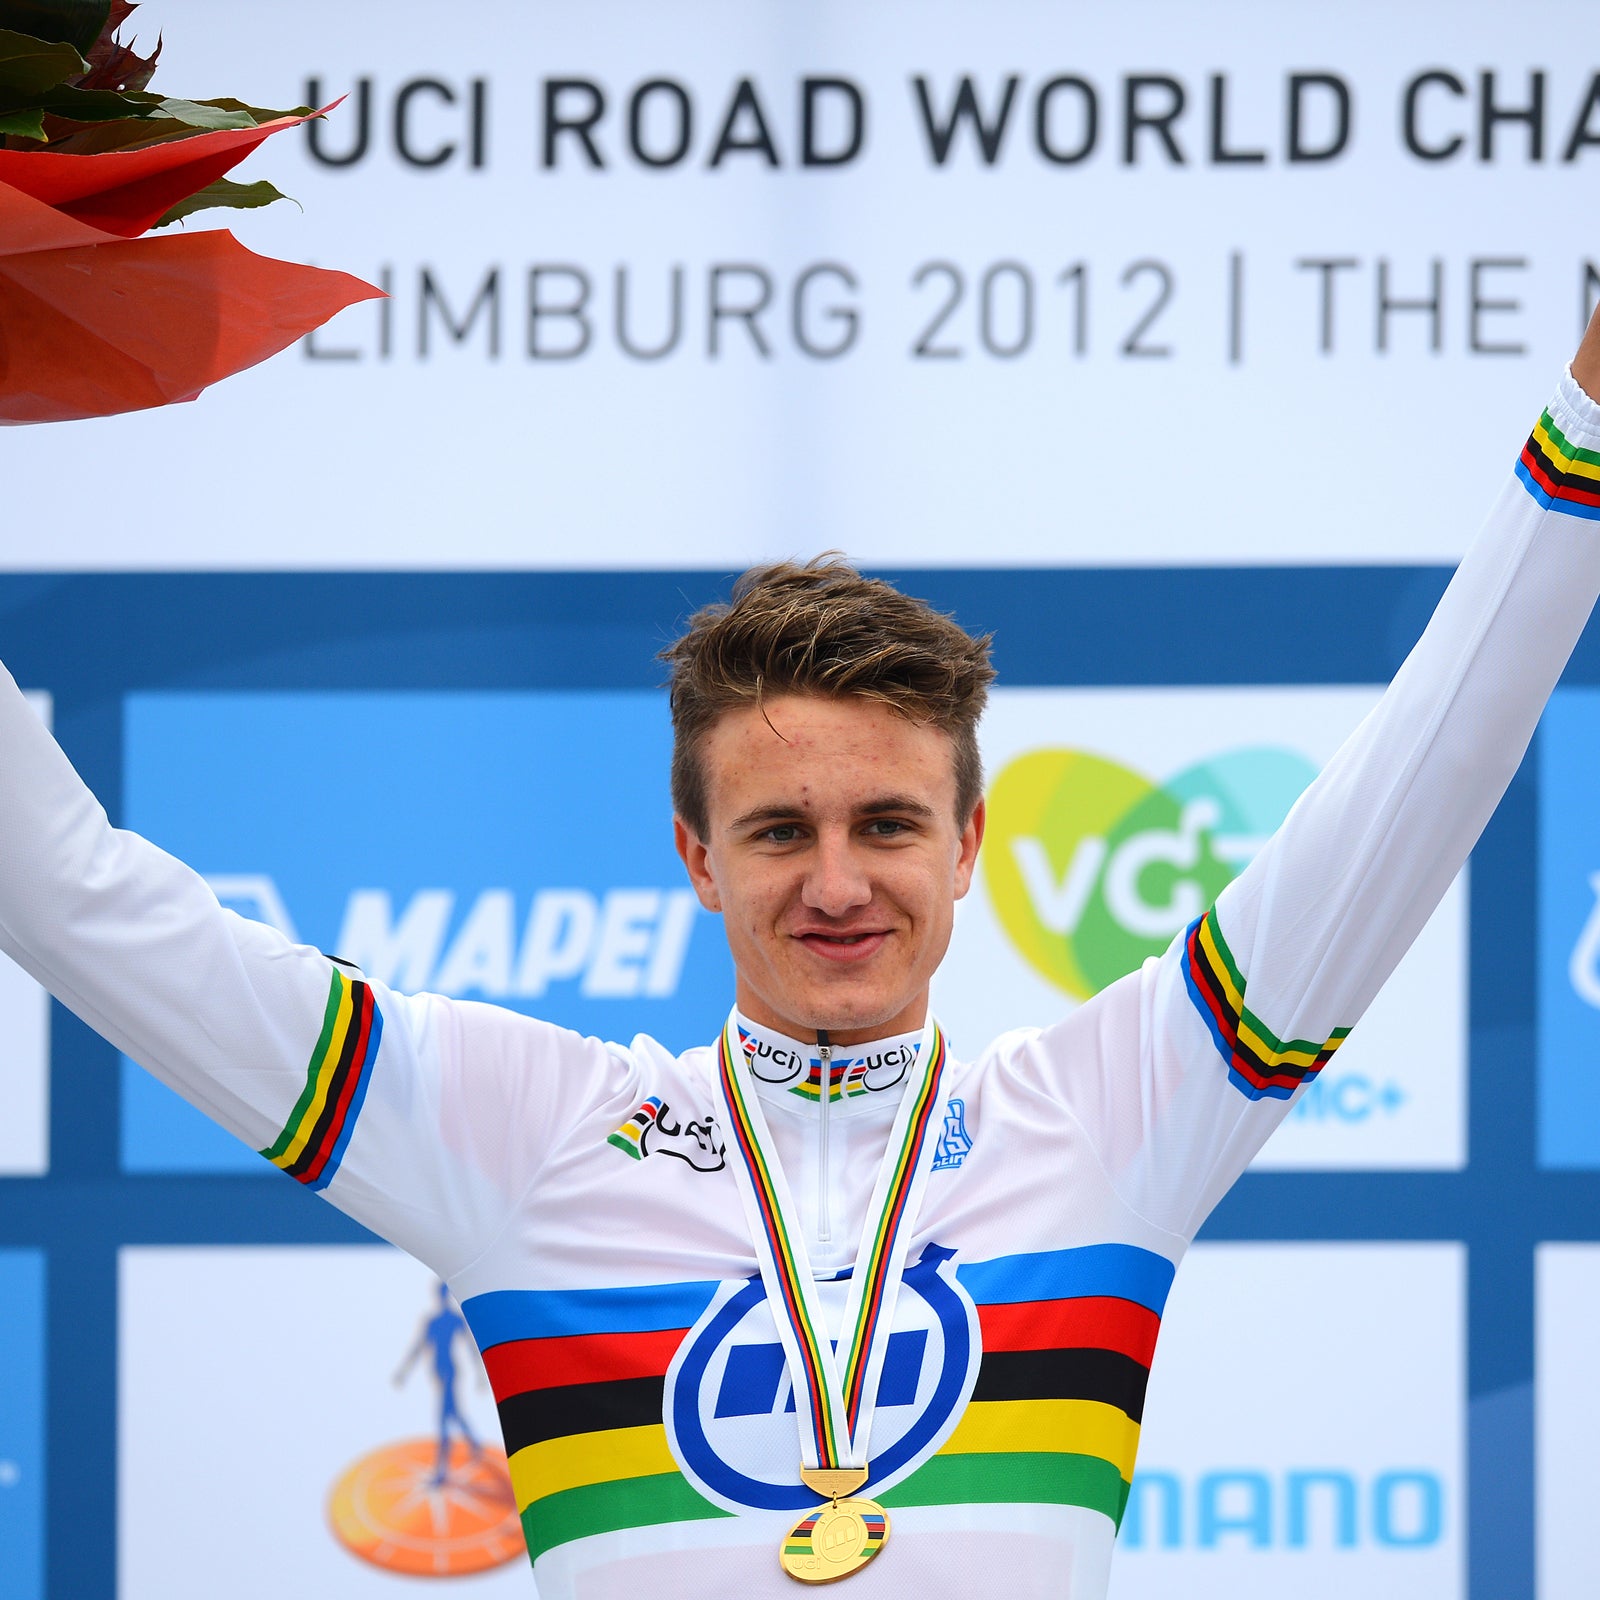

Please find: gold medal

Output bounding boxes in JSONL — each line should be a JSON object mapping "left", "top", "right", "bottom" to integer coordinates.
{"left": 716, "top": 1016, "right": 949, "bottom": 1587}
{"left": 779, "top": 1468, "right": 889, "bottom": 1584}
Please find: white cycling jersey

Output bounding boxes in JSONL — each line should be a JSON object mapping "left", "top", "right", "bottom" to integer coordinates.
{"left": 2, "top": 374, "right": 1600, "bottom": 1599}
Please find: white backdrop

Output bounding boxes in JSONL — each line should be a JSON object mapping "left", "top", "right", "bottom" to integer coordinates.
{"left": 0, "top": 0, "right": 1594, "bottom": 568}
{"left": 118, "top": 1243, "right": 1465, "bottom": 1600}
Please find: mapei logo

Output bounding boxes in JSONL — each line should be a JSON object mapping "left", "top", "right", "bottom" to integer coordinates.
{"left": 665, "top": 1244, "right": 980, "bottom": 1513}
{"left": 207, "top": 875, "right": 299, "bottom": 939}
{"left": 204, "top": 878, "right": 699, "bottom": 1001}
{"left": 983, "top": 746, "right": 1314, "bottom": 1000}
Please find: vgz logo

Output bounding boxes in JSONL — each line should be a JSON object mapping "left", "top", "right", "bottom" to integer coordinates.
{"left": 982, "top": 746, "right": 1315, "bottom": 1000}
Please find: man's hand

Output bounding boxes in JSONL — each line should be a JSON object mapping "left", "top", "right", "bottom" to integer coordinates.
{"left": 1573, "top": 301, "right": 1600, "bottom": 402}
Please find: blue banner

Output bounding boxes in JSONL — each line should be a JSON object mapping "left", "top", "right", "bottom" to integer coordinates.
{"left": 120, "top": 690, "right": 733, "bottom": 1173}
{"left": 1538, "top": 689, "right": 1600, "bottom": 1167}
{"left": 0, "top": 1251, "right": 44, "bottom": 1600}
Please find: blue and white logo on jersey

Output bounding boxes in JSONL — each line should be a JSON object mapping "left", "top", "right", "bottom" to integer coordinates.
{"left": 663, "top": 1242, "right": 980, "bottom": 1514}
{"left": 932, "top": 1098, "right": 973, "bottom": 1171}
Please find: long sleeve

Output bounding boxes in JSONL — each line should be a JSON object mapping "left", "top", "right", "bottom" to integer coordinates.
{"left": 0, "top": 674, "right": 633, "bottom": 1274}
{"left": 1016, "top": 369, "right": 1600, "bottom": 1239}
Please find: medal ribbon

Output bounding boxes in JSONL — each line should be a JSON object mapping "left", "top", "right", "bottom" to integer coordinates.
{"left": 715, "top": 1011, "right": 950, "bottom": 1472}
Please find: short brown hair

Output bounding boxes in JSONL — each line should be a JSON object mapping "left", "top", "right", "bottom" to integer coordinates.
{"left": 662, "top": 556, "right": 996, "bottom": 837}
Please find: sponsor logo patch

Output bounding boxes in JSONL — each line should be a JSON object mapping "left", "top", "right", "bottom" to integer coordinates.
{"left": 665, "top": 1243, "right": 979, "bottom": 1513}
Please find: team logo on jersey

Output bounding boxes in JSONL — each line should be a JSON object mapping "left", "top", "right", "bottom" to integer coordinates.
{"left": 607, "top": 1097, "right": 727, "bottom": 1172}
{"left": 931, "top": 1098, "right": 973, "bottom": 1171}
{"left": 663, "top": 1243, "right": 980, "bottom": 1513}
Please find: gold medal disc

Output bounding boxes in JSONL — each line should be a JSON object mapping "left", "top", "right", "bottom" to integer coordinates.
{"left": 779, "top": 1497, "right": 890, "bottom": 1584}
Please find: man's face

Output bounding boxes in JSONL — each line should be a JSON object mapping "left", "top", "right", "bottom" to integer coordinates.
{"left": 674, "top": 693, "right": 984, "bottom": 1044}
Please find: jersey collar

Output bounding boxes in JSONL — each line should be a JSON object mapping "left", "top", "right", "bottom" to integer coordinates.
{"left": 732, "top": 1012, "right": 924, "bottom": 1118}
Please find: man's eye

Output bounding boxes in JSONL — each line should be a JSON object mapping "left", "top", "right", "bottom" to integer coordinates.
{"left": 865, "top": 819, "right": 908, "bottom": 837}
{"left": 762, "top": 824, "right": 801, "bottom": 843}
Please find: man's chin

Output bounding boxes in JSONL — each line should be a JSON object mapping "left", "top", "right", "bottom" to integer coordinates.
{"left": 773, "top": 980, "right": 924, "bottom": 1042}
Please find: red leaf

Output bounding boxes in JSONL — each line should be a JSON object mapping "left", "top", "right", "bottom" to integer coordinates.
{"left": 0, "top": 225, "right": 382, "bottom": 424}
{"left": 79, "top": 2, "right": 160, "bottom": 95}
{"left": 0, "top": 171, "right": 116, "bottom": 255}
{"left": 0, "top": 106, "right": 330, "bottom": 237}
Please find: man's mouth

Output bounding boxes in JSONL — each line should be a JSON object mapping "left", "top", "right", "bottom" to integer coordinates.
{"left": 794, "top": 929, "right": 891, "bottom": 963}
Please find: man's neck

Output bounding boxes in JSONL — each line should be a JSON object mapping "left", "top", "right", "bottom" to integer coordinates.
{"left": 732, "top": 986, "right": 931, "bottom": 1047}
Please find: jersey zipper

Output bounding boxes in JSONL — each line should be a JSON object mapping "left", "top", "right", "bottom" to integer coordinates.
{"left": 816, "top": 1032, "right": 832, "bottom": 1246}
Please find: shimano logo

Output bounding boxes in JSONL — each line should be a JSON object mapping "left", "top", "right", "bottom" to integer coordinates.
{"left": 1122, "top": 1468, "right": 1444, "bottom": 1551}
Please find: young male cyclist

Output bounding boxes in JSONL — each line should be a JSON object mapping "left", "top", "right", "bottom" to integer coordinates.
{"left": 5, "top": 322, "right": 1600, "bottom": 1596}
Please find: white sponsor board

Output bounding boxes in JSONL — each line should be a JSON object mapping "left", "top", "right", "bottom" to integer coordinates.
{"left": 118, "top": 1245, "right": 1462, "bottom": 1600}
{"left": 0, "top": 694, "right": 51, "bottom": 1177}
{"left": 1535, "top": 1243, "right": 1600, "bottom": 1598}
{"left": 935, "top": 686, "right": 1468, "bottom": 1170}
{"left": 119, "top": 1246, "right": 534, "bottom": 1599}
{"left": 1111, "top": 1243, "right": 1464, "bottom": 1599}
{"left": 0, "top": 0, "right": 1591, "bottom": 569}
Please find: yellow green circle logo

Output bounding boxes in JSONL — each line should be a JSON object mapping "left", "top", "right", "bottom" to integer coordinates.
{"left": 982, "top": 746, "right": 1318, "bottom": 999}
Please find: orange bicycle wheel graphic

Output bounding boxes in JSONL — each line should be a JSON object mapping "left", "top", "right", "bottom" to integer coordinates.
{"left": 328, "top": 1437, "right": 524, "bottom": 1576}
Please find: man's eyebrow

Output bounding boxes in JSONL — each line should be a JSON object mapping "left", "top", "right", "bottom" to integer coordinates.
{"left": 724, "top": 794, "right": 938, "bottom": 832}
{"left": 727, "top": 803, "right": 807, "bottom": 832}
{"left": 858, "top": 795, "right": 937, "bottom": 819}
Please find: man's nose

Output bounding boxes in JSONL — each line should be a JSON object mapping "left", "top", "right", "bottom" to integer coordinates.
{"left": 802, "top": 830, "right": 872, "bottom": 918}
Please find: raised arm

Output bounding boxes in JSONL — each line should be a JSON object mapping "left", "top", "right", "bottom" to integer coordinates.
{"left": 1020, "top": 324, "right": 1600, "bottom": 1238}
{"left": 0, "top": 668, "right": 628, "bottom": 1272}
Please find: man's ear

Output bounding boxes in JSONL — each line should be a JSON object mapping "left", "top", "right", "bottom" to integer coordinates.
{"left": 674, "top": 816, "right": 722, "bottom": 912}
{"left": 953, "top": 797, "right": 986, "bottom": 901}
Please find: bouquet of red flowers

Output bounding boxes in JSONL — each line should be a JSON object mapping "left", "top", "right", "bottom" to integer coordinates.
{"left": 0, "top": 0, "right": 379, "bottom": 422}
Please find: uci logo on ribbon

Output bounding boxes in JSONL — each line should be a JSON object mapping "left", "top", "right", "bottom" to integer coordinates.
{"left": 982, "top": 746, "right": 1317, "bottom": 999}
{"left": 663, "top": 1244, "right": 980, "bottom": 1514}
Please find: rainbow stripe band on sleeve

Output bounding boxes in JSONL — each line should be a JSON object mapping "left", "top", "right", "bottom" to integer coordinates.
{"left": 1516, "top": 408, "right": 1600, "bottom": 519}
{"left": 1181, "top": 909, "right": 1348, "bottom": 1102}
{"left": 259, "top": 965, "right": 383, "bottom": 1192}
